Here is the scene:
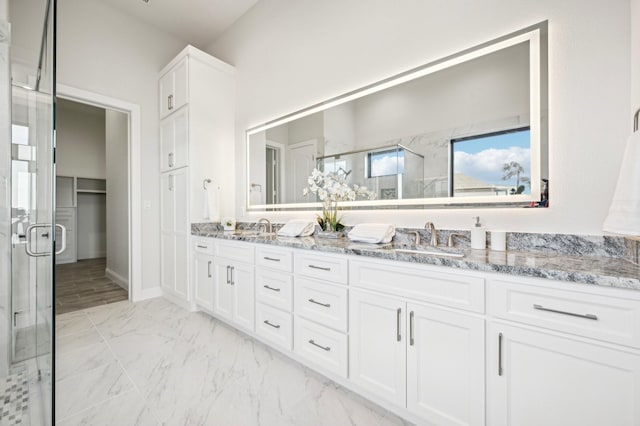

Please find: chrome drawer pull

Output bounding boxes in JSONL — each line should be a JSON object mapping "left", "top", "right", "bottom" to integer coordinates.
{"left": 196, "top": 245, "right": 208, "bottom": 249}
{"left": 308, "top": 339, "right": 331, "bottom": 351}
{"left": 308, "top": 264, "right": 331, "bottom": 272}
{"left": 263, "top": 320, "right": 281, "bottom": 329}
{"left": 533, "top": 304, "right": 598, "bottom": 321}
{"left": 308, "top": 298, "right": 330, "bottom": 308}
{"left": 409, "top": 311, "right": 415, "bottom": 346}
{"left": 498, "top": 332, "right": 503, "bottom": 376}
{"left": 263, "top": 256, "right": 280, "bottom": 262}
{"left": 263, "top": 285, "right": 281, "bottom": 292}
{"left": 397, "top": 308, "right": 402, "bottom": 342}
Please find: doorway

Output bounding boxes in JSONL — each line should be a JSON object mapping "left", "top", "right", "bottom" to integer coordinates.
{"left": 52, "top": 98, "right": 129, "bottom": 315}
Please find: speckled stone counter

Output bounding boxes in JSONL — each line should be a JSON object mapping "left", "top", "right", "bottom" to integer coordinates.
{"left": 191, "top": 225, "right": 640, "bottom": 291}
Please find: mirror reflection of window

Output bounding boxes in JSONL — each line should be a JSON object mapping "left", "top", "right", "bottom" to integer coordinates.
{"left": 367, "top": 149, "right": 405, "bottom": 178}
{"left": 451, "top": 127, "right": 531, "bottom": 197}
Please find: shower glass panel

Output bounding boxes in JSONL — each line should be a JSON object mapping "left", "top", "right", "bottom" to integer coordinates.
{"left": 8, "top": 0, "right": 56, "bottom": 424}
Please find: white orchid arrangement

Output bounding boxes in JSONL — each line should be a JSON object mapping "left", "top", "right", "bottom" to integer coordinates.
{"left": 303, "top": 168, "right": 376, "bottom": 231}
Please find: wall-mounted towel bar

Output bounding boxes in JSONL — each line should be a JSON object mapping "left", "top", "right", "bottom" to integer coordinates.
{"left": 634, "top": 107, "right": 640, "bottom": 132}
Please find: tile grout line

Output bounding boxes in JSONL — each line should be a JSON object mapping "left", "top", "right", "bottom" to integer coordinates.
{"left": 83, "top": 303, "right": 164, "bottom": 426}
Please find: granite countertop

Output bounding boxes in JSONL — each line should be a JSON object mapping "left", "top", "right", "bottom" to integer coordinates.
{"left": 192, "top": 230, "right": 640, "bottom": 291}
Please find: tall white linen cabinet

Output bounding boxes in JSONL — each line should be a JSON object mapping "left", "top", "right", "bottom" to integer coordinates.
{"left": 159, "top": 46, "right": 235, "bottom": 308}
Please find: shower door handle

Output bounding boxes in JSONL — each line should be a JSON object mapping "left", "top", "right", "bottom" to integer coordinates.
{"left": 25, "top": 223, "right": 52, "bottom": 257}
{"left": 55, "top": 224, "right": 67, "bottom": 255}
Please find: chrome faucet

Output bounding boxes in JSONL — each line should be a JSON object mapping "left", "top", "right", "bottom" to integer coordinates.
{"left": 257, "top": 218, "right": 272, "bottom": 234}
{"left": 407, "top": 231, "right": 421, "bottom": 246}
{"left": 447, "top": 233, "right": 464, "bottom": 248}
{"left": 424, "top": 221, "right": 438, "bottom": 247}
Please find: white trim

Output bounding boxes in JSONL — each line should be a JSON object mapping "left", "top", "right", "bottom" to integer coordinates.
{"left": 105, "top": 267, "right": 128, "bottom": 290}
{"left": 56, "top": 84, "right": 144, "bottom": 302}
{"left": 139, "top": 287, "right": 163, "bottom": 301}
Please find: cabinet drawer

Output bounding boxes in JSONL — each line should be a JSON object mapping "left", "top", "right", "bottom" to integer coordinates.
{"left": 256, "top": 303, "right": 293, "bottom": 351}
{"left": 215, "top": 240, "right": 255, "bottom": 263}
{"left": 294, "top": 251, "right": 348, "bottom": 285}
{"left": 350, "top": 259, "right": 485, "bottom": 314}
{"left": 193, "top": 237, "right": 215, "bottom": 255}
{"left": 294, "top": 277, "right": 348, "bottom": 332}
{"left": 294, "top": 317, "right": 348, "bottom": 378}
{"left": 256, "top": 246, "right": 293, "bottom": 272}
{"left": 489, "top": 279, "right": 640, "bottom": 348}
{"left": 255, "top": 269, "right": 293, "bottom": 312}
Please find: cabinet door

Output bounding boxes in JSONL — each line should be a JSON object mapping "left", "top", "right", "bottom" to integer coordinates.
{"left": 231, "top": 261, "right": 255, "bottom": 332}
{"left": 160, "top": 233, "right": 175, "bottom": 292}
{"left": 159, "top": 109, "right": 188, "bottom": 172}
{"left": 213, "top": 259, "right": 233, "bottom": 321}
{"left": 159, "top": 57, "right": 188, "bottom": 118}
{"left": 160, "top": 173, "right": 174, "bottom": 233}
{"left": 349, "top": 289, "right": 406, "bottom": 406}
{"left": 159, "top": 70, "right": 173, "bottom": 118}
{"left": 487, "top": 322, "right": 640, "bottom": 426}
{"left": 407, "top": 303, "right": 485, "bottom": 426}
{"left": 193, "top": 252, "right": 214, "bottom": 312}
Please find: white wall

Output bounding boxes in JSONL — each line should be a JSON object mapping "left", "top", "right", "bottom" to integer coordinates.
{"left": 57, "top": 0, "right": 186, "bottom": 290}
{"left": 56, "top": 99, "right": 106, "bottom": 179}
{"left": 208, "top": 0, "right": 631, "bottom": 234}
{"left": 105, "top": 110, "right": 129, "bottom": 287}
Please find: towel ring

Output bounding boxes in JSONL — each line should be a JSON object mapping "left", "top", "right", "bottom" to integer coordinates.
{"left": 203, "top": 179, "right": 212, "bottom": 190}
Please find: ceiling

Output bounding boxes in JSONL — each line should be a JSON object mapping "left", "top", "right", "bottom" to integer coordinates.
{"left": 95, "top": 0, "right": 259, "bottom": 48}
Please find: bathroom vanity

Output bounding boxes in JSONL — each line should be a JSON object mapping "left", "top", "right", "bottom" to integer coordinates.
{"left": 181, "top": 230, "right": 640, "bottom": 426}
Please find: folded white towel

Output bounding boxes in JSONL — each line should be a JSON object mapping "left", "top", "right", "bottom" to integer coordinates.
{"left": 348, "top": 223, "right": 395, "bottom": 244}
{"left": 277, "top": 220, "right": 316, "bottom": 237}
{"left": 202, "top": 184, "right": 220, "bottom": 222}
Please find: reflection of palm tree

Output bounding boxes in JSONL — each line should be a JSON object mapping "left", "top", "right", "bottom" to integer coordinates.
{"left": 502, "top": 161, "right": 530, "bottom": 191}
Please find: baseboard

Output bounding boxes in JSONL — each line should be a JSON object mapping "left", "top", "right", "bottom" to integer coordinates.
{"left": 105, "top": 267, "right": 128, "bottom": 291}
{"left": 135, "top": 287, "right": 163, "bottom": 302}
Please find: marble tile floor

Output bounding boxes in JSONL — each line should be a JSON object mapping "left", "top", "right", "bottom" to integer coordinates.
{"left": 55, "top": 298, "right": 410, "bottom": 426}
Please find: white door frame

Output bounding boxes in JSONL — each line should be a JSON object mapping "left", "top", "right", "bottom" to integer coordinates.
{"left": 56, "top": 84, "right": 143, "bottom": 302}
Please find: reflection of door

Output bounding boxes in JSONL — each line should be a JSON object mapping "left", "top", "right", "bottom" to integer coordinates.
{"left": 287, "top": 140, "right": 316, "bottom": 203}
{"left": 265, "top": 146, "right": 278, "bottom": 204}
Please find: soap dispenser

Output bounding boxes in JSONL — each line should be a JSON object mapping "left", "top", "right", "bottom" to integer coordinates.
{"left": 470, "top": 216, "right": 486, "bottom": 249}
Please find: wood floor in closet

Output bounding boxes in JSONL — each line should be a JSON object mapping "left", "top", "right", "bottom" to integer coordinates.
{"left": 55, "top": 258, "right": 128, "bottom": 315}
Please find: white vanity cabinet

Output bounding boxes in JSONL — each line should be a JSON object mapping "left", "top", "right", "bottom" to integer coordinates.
{"left": 293, "top": 250, "right": 349, "bottom": 378}
{"left": 159, "top": 46, "right": 234, "bottom": 308}
{"left": 213, "top": 240, "right": 255, "bottom": 332}
{"left": 192, "top": 237, "right": 215, "bottom": 313}
{"left": 486, "top": 278, "right": 640, "bottom": 426}
{"left": 349, "top": 258, "right": 486, "bottom": 426}
{"left": 255, "top": 246, "right": 294, "bottom": 351}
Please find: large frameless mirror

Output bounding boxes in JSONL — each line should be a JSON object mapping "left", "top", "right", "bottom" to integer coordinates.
{"left": 246, "top": 22, "right": 548, "bottom": 211}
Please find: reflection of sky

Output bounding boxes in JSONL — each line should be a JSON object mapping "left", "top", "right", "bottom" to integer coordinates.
{"left": 371, "top": 151, "right": 404, "bottom": 176}
{"left": 453, "top": 130, "right": 530, "bottom": 188}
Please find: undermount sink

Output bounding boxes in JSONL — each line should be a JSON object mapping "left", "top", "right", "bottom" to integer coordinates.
{"left": 394, "top": 247, "right": 465, "bottom": 258}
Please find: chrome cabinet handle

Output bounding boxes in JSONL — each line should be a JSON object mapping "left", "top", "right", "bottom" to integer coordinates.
{"left": 207, "top": 261, "right": 212, "bottom": 278}
{"left": 263, "top": 320, "right": 280, "bottom": 329}
{"left": 308, "top": 264, "right": 330, "bottom": 272}
{"left": 533, "top": 304, "right": 598, "bottom": 321}
{"left": 308, "top": 339, "right": 331, "bottom": 351}
{"left": 168, "top": 152, "right": 174, "bottom": 168}
{"left": 196, "top": 245, "right": 208, "bottom": 249}
{"left": 308, "top": 298, "right": 330, "bottom": 308}
{"left": 397, "top": 308, "right": 402, "bottom": 342}
{"left": 263, "top": 285, "right": 280, "bottom": 292}
{"left": 263, "top": 256, "right": 280, "bottom": 262}
{"left": 168, "top": 174, "right": 173, "bottom": 191}
{"left": 168, "top": 94, "right": 173, "bottom": 110}
{"left": 230, "top": 266, "right": 235, "bottom": 285}
{"left": 226, "top": 265, "right": 230, "bottom": 284}
{"left": 409, "top": 311, "right": 415, "bottom": 346}
{"left": 498, "top": 332, "right": 504, "bottom": 376}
